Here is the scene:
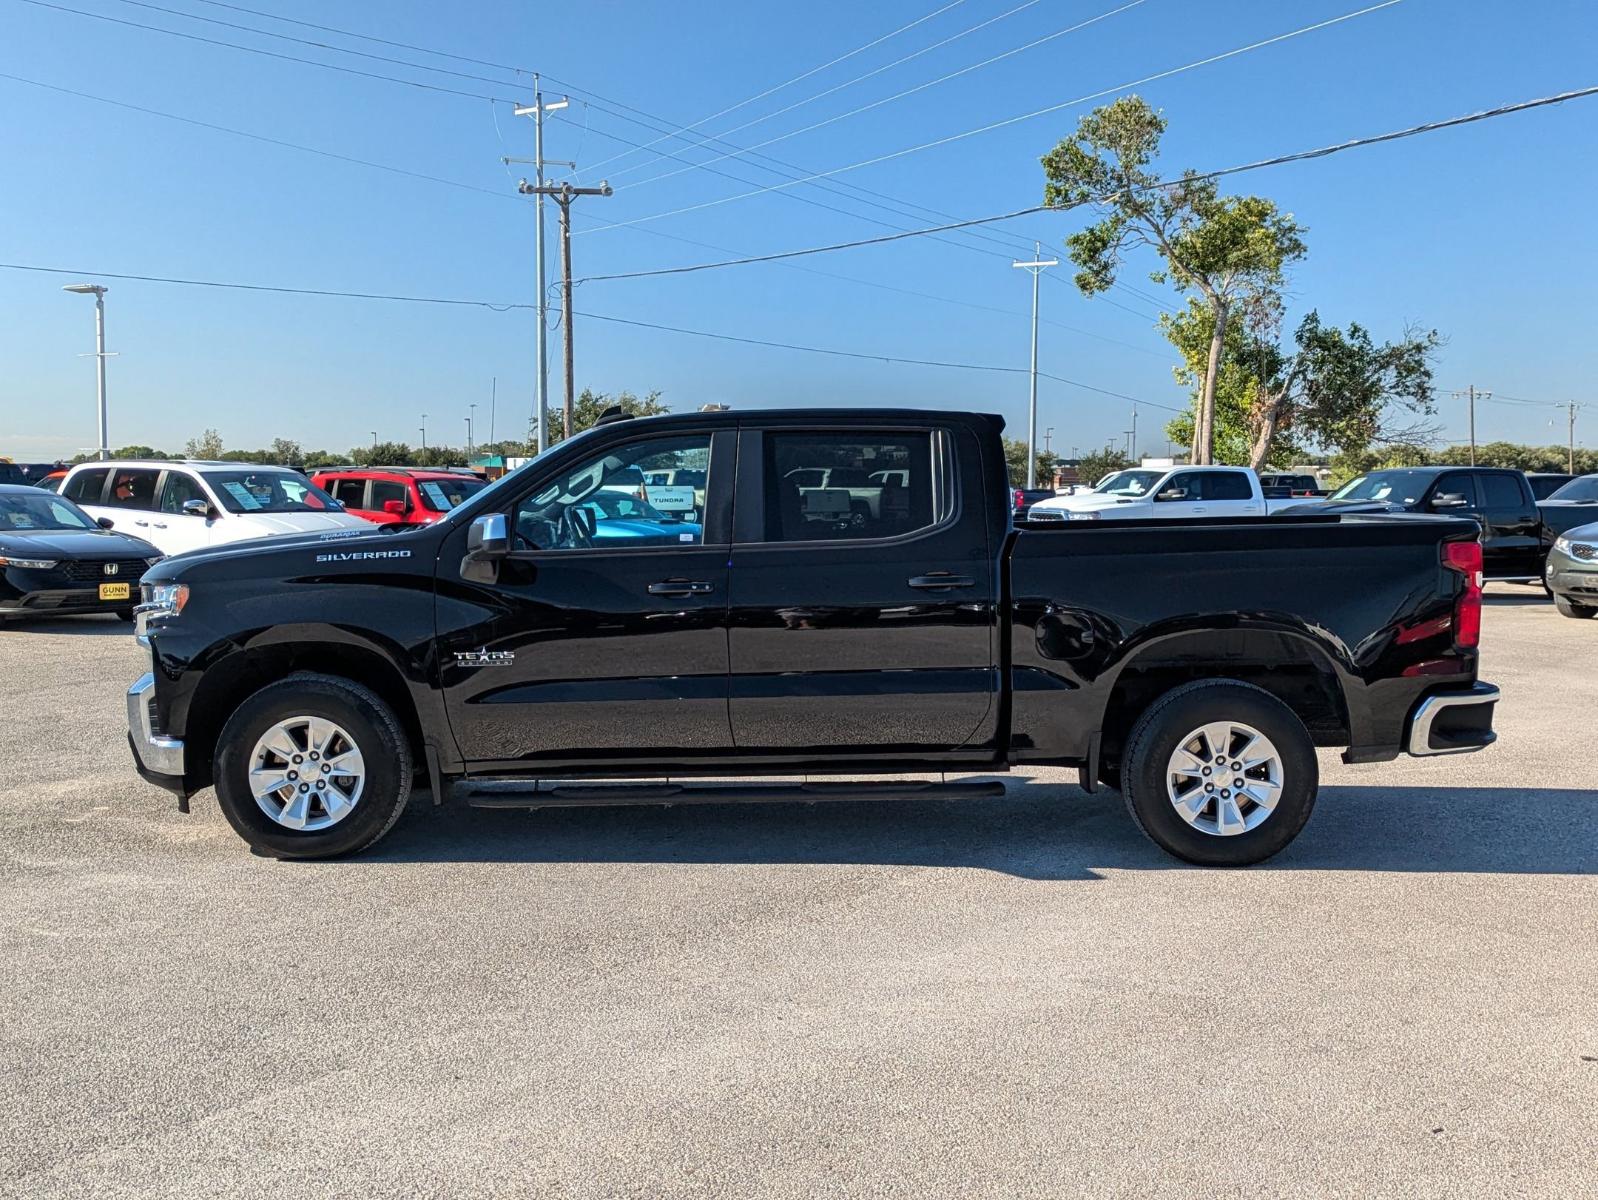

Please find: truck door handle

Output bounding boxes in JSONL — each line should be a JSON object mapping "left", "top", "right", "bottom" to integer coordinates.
{"left": 908, "top": 573, "right": 975, "bottom": 590}
{"left": 647, "top": 579, "right": 713, "bottom": 596}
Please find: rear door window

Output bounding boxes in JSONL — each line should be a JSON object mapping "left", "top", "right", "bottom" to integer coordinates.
{"left": 63, "top": 468, "right": 109, "bottom": 504}
{"left": 1479, "top": 474, "right": 1526, "bottom": 510}
{"left": 763, "top": 432, "right": 936, "bottom": 542}
{"left": 106, "top": 467, "right": 161, "bottom": 510}
{"left": 1195, "top": 471, "right": 1253, "bottom": 501}
{"left": 330, "top": 479, "right": 368, "bottom": 509}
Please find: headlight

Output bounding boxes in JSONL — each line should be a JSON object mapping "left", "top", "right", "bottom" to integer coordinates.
{"left": 1067, "top": 511, "right": 1102, "bottom": 521}
{"left": 1554, "top": 536, "right": 1573, "bottom": 555}
{"left": 141, "top": 582, "right": 190, "bottom": 617}
{"left": 0, "top": 555, "right": 58, "bottom": 569}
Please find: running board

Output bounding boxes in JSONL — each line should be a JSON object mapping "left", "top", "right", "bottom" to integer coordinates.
{"left": 461, "top": 779, "right": 1007, "bottom": 810}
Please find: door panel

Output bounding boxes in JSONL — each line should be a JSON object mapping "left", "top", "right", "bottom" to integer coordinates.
{"left": 1477, "top": 473, "right": 1542, "bottom": 577}
{"left": 727, "top": 426, "right": 999, "bottom": 756}
{"left": 150, "top": 470, "right": 214, "bottom": 556}
{"left": 437, "top": 429, "right": 734, "bottom": 768}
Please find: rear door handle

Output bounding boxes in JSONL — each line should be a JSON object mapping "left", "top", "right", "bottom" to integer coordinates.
{"left": 908, "top": 573, "right": 975, "bottom": 590}
{"left": 647, "top": 579, "right": 713, "bottom": 596}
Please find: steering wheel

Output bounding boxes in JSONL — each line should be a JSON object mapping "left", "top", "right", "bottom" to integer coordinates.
{"left": 557, "top": 506, "right": 594, "bottom": 550}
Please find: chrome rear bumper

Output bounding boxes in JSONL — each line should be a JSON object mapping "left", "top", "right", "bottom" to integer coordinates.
{"left": 1406, "top": 682, "right": 1500, "bottom": 756}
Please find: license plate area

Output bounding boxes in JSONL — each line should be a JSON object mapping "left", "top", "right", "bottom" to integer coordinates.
{"left": 99, "top": 583, "right": 131, "bottom": 600}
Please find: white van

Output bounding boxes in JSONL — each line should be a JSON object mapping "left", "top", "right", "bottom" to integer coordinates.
{"left": 59, "top": 460, "right": 369, "bottom": 557}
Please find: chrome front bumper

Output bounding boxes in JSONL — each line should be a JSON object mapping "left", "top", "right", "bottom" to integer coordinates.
{"left": 1406, "top": 682, "right": 1500, "bottom": 756}
{"left": 127, "top": 672, "right": 185, "bottom": 778}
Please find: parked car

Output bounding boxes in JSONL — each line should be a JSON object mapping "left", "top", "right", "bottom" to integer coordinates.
{"left": 33, "top": 470, "right": 68, "bottom": 492}
{"left": 1028, "top": 465, "right": 1312, "bottom": 520}
{"left": 59, "top": 460, "right": 367, "bottom": 558}
{"left": 1525, "top": 472, "right": 1576, "bottom": 500}
{"left": 1315, "top": 466, "right": 1569, "bottom": 582}
{"left": 127, "top": 408, "right": 1497, "bottom": 867}
{"left": 1545, "top": 521, "right": 1598, "bottom": 618}
{"left": 1258, "top": 472, "right": 1328, "bottom": 498}
{"left": 1010, "top": 486, "right": 1057, "bottom": 519}
{"left": 0, "top": 485, "right": 161, "bottom": 620}
{"left": 310, "top": 467, "right": 488, "bottom": 526}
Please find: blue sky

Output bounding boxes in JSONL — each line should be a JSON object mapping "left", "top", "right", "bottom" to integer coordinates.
{"left": 3, "top": 0, "right": 1595, "bottom": 461}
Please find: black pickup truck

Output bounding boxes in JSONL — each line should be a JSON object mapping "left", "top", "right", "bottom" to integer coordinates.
{"left": 127, "top": 408, "right": 1499, "bottom": 866}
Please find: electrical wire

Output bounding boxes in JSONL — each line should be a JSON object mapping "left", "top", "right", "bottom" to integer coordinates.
{"left": 577, "top": 82, "right": 1598, "bottom": 281}
{"left": 581, "top": 0, "right": 1406, "bottom": 235}
{"left": 606, "top": 0, "right": 1051, "bottom": 181}
{"left": 580, "top": 0, "right": 973, "bottom": 174}
{"left": 620, "top": 0, "right": 1147, "bottom": 190}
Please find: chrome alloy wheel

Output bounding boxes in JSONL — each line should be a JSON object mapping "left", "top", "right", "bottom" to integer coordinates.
{"left": 248, "top": 716, "right": 366, "bottom": 831}
{"left": 1166, "top": 720, "right": 1283, "bottom": 837}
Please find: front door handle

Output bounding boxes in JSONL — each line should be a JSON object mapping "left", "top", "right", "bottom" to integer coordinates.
{"left": 647, "top": 579, "right": 713, "bottom": 596}
{"left": 908, "top": 573, "right": 975, "bottom": 591}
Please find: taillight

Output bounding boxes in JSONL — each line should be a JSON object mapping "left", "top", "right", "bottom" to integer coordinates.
{"left": 1013, "top": 488, "right": 1025, "bottom": 511}
{"left": 1442, "top": 539, "right": 1482, "bottom": 648}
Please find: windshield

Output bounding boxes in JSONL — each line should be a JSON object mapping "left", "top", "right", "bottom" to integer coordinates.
{"left": 1548, "top": 475, "right": 1598, "bottom": 502}
{"left": 205, "top": 470, "right": 342, "bottom": 514}
{"left": 1328, "top": 470, "right": 1432, "bottom": 505}
{"left": 416, "top": 476, "right": 487, "bottom": 512}
{"left": 0, "top": 490, "right": 97, "bottom": 532}
{"left": 1096, "top": 470, "right": 1166, "bottom": 497}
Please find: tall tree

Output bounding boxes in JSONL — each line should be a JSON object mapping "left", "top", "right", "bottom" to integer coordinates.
{"left": 543, "top": 389, "right": 670, "bottom": 450}
{"left": 269, "top": 437, "right": 302, "bottom": 466}
{"left": 1041, "top": 96, "right": 1305, "bottom": 464}
{"left": 1076, "top": 447, "right": 1133, "bottom": 487}
{"left": 1003, "top": 438, "right": 1059, "bottom": 488}
{"left": 1162, "top": 303, "right": 1440, "bottom": 468}
{"left": 184, "top": 428, "right": 225, "bottom": 459}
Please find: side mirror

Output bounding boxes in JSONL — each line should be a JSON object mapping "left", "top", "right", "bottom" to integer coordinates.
{"left": 1155, "top": 488, "right": 1188, "bottom": 502}
{"left": 382, "top": 499, "right": 406, "bottom": 516}
{"left": 181, "top": 499, "right": 213, "bottom": 518}
{"left": 1432, "top": 492, "right": 1468, "bottom": 510}
{"left": 463, "top": 513, "right": 508, "bottom": 584}
{"left": 96, "top": 516, "right": 115, "bottom": 530}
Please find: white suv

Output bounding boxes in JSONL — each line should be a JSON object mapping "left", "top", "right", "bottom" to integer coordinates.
{"left": 59, "top": 460, "right": 368, "bottom": 557}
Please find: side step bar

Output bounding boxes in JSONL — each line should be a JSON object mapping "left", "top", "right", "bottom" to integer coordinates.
{"left": 462, "top": 779, "right": 1007, "bottom": 810}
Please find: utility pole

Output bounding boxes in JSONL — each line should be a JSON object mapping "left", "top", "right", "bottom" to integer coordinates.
{"left": 1569, "top": 402, "right": 1580, "bottom": 474}
{"left": 419, "top": 414, "right": 427, "bottom": 453}
{"left": 370, "top": 430, "right": 377, "bottom": 449}
{"left": 1043, "top": 426, "right": 1054, "bottom": 455}
{"left": 512, "top": 85, "right": 571, "bottom": 453}
{"left": 466, "top": 412, "right": 474, "bottom": 460}
{"left": 1011, "top": 243, "right": 1058, "bottom": 489}
{"left": 519, "top": 178, "right": 613, "bottom": 440}
{"left": 1468, "top": 385, "right": 1476, "bottom": 465}
{"left": 489, "top": 377, "right": 496, "bottom": 444}
{"left": 62, "top": 283, "right": 113, "bottom": 459}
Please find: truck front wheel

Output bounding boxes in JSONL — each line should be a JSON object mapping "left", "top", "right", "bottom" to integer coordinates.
{"left": 1120, "top": 681, "right": 1317, "bottom": 867}
{"left": 1554, "top": 595, "right": 1596, "bottom": 619}
{"left": 213, "top": 673, "right": 413, "bottom": 859}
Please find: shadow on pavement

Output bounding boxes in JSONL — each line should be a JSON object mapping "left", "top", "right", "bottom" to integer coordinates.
{"left": 0, "top": 614, "right": 131, "bottom": 635}
{"left": 1483, "top": 592, "right": 1551, "bottom": 607}
{"left": 360, "top": 783, "right": 1598, "bottom": 880}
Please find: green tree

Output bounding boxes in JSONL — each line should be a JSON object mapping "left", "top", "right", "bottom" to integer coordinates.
{"left": 110, "top": 444, "right": 166, "bottom": 459}
{"left": 1041, "top": 96, "right": 1306, "bottom": 465}
{"left": 544, "top": 389, "right": 670, "bottom": 450}
{"left": 184, "top": 428, "right": 225, "bottom": 458}
{"left": 1162, "top": 304, "right": 1440, "bottom": 468}
{"left": 1003, "top": 438, "right": 1059, "bottom": 488}
{"left": 301, "top": 448, "right": 346, "bottom": 470}
{"left": 414, "top": 445, "right": 468, "bottom": 468}
{"left": 269, "top": 437, "right": 302, "bottom": 466}
{"left": 1076, "top": 447, "right": 1133, "bottom": 487}
{"left": 354, "top": 441, "right": 415, "bottom": 467}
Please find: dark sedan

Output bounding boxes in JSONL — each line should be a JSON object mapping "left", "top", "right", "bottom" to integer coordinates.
{"left": 0, "top": 485, "right": 162, "bottom": 620}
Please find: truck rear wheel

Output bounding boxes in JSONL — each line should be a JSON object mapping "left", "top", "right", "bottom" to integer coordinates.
{"left": 1120, "top": 680, "right": 1317, "bottom": 867}
{"left": 213, "top": 673, "right": 412, "bottom": 859}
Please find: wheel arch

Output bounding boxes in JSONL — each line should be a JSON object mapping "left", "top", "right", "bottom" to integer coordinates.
{"left": 179, "top": 630, "right": 425, "bottom": 791}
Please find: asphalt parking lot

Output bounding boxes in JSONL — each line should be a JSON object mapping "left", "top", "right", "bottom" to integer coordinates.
{"left": 2, "top": 588, "right": 1594, "bottom": 1198}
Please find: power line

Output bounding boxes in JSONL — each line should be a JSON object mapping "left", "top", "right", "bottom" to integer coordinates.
{"left": 0, "top": 71, "right": 518, "bottom": 201}
{"left": 577, "top": 82, "right": 1598, "bottom": 281}
{"left": 581, "top": 0, "right": 973, "bottom": 174}
{"left": 621, "top": 0, "right": 1146, "bottom": 190}
{"left": 14, "top": 0, "right": 519, "bottom": 103}
{"left": 581, "top": 0, "right": 1406, "bottom": 236}
{"left": 608, "top": 0, "right": 1049, "bottom": 181}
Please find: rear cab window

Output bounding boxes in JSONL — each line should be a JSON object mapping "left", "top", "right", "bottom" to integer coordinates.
{"left": 761, "top": 431, "right": 938, "bottom": 542}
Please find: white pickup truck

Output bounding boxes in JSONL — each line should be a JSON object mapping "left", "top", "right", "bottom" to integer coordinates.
{"left": 1028, "top": 465, "right": 1326, "bottom": 521}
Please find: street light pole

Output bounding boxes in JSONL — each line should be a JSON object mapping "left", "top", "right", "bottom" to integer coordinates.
{"left": 420, "top": 414, "right": 427, "bottom": 453}
{"left": 518, "top": 178, "right": 613, "bottom": 441}
{"left": 1011, "top": 244, "right": 1057, "bottom": 489}
{"left": 62, "top": 283, "right": 112, "bottom": 459}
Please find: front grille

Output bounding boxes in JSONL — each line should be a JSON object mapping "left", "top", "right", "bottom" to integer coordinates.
{"left": 57, "top": 559, "right": 146, "bottom": 582}
{"left": 1572, "top": 543, "right": 1596, "bottom": 562}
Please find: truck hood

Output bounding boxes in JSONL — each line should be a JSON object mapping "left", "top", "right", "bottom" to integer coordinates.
{"left": 1030, "top": 492, "right": 1146, "bottom": 513}
{"left": 144, "top": 524, "right": 423, "bottom": 581}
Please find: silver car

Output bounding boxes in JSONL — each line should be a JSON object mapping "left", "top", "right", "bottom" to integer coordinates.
{"left": 1546, "top": 520, "right": 1598, "bottom": 619}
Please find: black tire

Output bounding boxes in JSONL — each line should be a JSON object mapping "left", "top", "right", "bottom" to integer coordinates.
{"left": 213, "top": 672, "right": 413, "bottom": 859}
{"left": 1554, "top": 595, "right": 1596, "bottom": 619}
{"left": 1120, "top": 680, "right": 1318, "bottom": 867}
